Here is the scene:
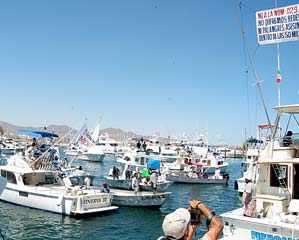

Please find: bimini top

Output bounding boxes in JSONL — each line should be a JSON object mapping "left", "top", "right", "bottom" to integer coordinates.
{"left": 18, "top": 129, "right": 59, "bottom": 138}
{"left": 273, "top": 104, "right": 299, "bottom": 115}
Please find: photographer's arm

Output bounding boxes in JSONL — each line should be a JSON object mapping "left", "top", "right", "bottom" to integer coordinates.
{"left": 189, "top": 200, "right": 223, "bottom": 240}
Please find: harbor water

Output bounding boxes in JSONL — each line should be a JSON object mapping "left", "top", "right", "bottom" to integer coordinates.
{"left": 0, "top": 155, "right": 243, "bottom": 240}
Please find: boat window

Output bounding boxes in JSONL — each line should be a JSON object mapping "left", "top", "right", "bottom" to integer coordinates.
{"left": 1, "top": 170, "right": 6, "bottom": 178}
{"left": 270, "top": 164, "right": 288, "bottom": 187}
{"left": 69, "top": 176, "right": 82, "bottom": 186}
{"left": 69, "top": 176, "right": 94, "bottom": 186}
{"left": 7, "top": 171, "right": 17, "bottom": 184}
{"left": 45, "top": 173, "right": 55, "bottom": 184}
{"left": 140, "top": 157, "right": 145, "bottom": 165}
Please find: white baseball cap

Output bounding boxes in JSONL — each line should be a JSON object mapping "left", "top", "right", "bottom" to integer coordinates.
{"left": 162, "top": 208, "right": 191, "bottom": 239}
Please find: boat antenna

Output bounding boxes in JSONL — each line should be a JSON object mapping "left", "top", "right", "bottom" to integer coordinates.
{"left": 232, "top": 0, "right": 273, "bottom": 134}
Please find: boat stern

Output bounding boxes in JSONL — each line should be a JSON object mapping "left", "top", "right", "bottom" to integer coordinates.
{"left": 70, "top": 193, "right": 118, "bottom": 215}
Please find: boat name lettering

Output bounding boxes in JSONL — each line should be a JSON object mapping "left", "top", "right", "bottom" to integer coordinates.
{"left": 84, "top": 198, "right": 105, "bottom": 205}
{"left": 140, "top": 195, "right": 165, "bottom": 200}
{"left": 251, "top": 230, "right": 299, "bottom": 240}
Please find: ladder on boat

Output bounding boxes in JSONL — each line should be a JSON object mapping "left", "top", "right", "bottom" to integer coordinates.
{"left": 31, "top": 151, "right": 55, "bottom": 171}
{"left": 271, "top": 164, "right": 291, "bottom": 200}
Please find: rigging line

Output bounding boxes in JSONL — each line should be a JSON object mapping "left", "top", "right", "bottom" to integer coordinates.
{"left": 232, "top": 0, "right": 273, "bottom": 134}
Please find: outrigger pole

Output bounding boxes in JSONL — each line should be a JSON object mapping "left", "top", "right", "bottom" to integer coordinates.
{"left": 275, "top": 0, "right": 281, "bottom": 107}
{"left": 234, "top": 1, "right": 273, "bottom": 135}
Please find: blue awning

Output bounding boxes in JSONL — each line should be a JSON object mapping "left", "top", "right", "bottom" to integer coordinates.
{"left": 18, "top": 129, "right": 59, "bottom": 138}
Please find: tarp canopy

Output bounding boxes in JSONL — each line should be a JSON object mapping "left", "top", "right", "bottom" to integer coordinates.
{"left": 18, "top": 129, "right": 59, "bottom": 138}
{"left": 148, "top": 159, "right": 160, "bottom": 169}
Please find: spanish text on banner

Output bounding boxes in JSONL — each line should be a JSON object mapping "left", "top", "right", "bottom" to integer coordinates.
{"left": 256, "top": 4, "right": 299, "bottom": 45}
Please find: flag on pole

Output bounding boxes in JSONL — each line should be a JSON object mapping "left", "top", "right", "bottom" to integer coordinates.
{"left": 276, "top": 70, "right": 281, "bottom": 84}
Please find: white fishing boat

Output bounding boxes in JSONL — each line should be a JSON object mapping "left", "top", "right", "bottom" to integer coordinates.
{"left": 105, "top": 176, "right": 173, "bottom": 192}
{"left": 65, "top": 123, "right": 105, "bottom": 162}
{"left": 110, "top": 189, "right": 171, "bottom": 208}
{"left": 170, "top": 152, "right": 229, "bottom": 175}
{"left": 108, "top": 157, "right": 173, "bottom": 191}
{"left": 0, "top": 130, "right": 118, "bottom": 216}
{"left": 166, "top": 163, "right": 230, "bottom": 185}
{"left": 221, "top": 105, "right": 299, "bottom": 239}
{"left": 220, "top": 2, "right": 299, "bottom": 238}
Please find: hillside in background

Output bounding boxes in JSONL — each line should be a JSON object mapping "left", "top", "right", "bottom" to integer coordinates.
{"left": 0, "top": 121, "right": 140, "bottom": 142}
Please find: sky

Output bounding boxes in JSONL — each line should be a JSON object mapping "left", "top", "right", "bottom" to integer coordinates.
{"left": 0, "top": 0, "right": 298, "bottom": 146}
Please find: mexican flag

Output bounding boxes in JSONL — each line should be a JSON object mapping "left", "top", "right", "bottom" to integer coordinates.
{"left": 276, "top": 70, "right": 281, "bottom": 84}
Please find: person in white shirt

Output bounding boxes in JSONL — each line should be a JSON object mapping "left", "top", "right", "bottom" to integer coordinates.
{"left": 214, "top": 167, "right": 221, "bottom": 179}
{"left": 243, "top": 175, "right": 256, "bottom": 217}
{"left": 131, "top": 173, "right": 139, "bottom": 194}
{"left": 150, "top": 170, "right": 158, "bottom": 194}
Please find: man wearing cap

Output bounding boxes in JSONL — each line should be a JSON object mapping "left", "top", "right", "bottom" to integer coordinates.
{"left": 243, "top": 174, "right": 256, "bottom": 217}
{"left": 158, "top": 199, "right": 223, "bottom": 240}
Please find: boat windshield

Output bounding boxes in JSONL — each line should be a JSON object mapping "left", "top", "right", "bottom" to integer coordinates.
{"left": 68, "top": 176, "right": 94, "bottom": 187}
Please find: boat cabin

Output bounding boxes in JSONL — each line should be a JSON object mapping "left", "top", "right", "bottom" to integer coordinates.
{"left": 1, "top": 166, "right": 63, "bottom": 187}
{"left": 254, "top": 105, "right": 299, "bottom": 218}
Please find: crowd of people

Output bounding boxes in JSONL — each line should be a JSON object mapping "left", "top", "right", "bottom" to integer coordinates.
{"left": 109, "top": 164, "right": 160, "bottom": 194}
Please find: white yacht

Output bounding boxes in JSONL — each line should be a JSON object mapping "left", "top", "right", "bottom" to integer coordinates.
{"left": 180, "top": 133, "right": 229, "bottom": 174}
{"left": 220, "top": 104, "right": 299, "bottom": 239}
{"left": 0, "top": 153, "right": 117, "bottom": 216}
{"left": 0, "top": 130, "right": 117, "bottom": 216}
{"left": 169, "top": 151, "right": 229, "bottom": 175}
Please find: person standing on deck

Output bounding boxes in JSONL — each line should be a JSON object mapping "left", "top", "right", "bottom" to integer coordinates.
{"left": 243, "top": 174, "right": 256, "bottom": 217}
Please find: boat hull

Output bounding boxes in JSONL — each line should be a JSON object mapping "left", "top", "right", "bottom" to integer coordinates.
{"left": 110, "top": 189, "right": 171, "bottom": 207}
{"left": 0, "top": 181, "right": 117, "bottom": 216}
{"left": 220, "top": 208, "right": 299, "bottom": 239}
{"left": 75, "top": 153, "right": 105, "bottom": 162}
{"left": 105, "top": 177, "right": 173, "bottom": 192}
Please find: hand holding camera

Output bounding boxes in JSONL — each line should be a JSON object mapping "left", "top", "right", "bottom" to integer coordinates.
{"left": 188, "top": 199, "right": 217, "bottom": 229}
{"left": 188, "top": 200, "right": 203, "bottom": 225}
